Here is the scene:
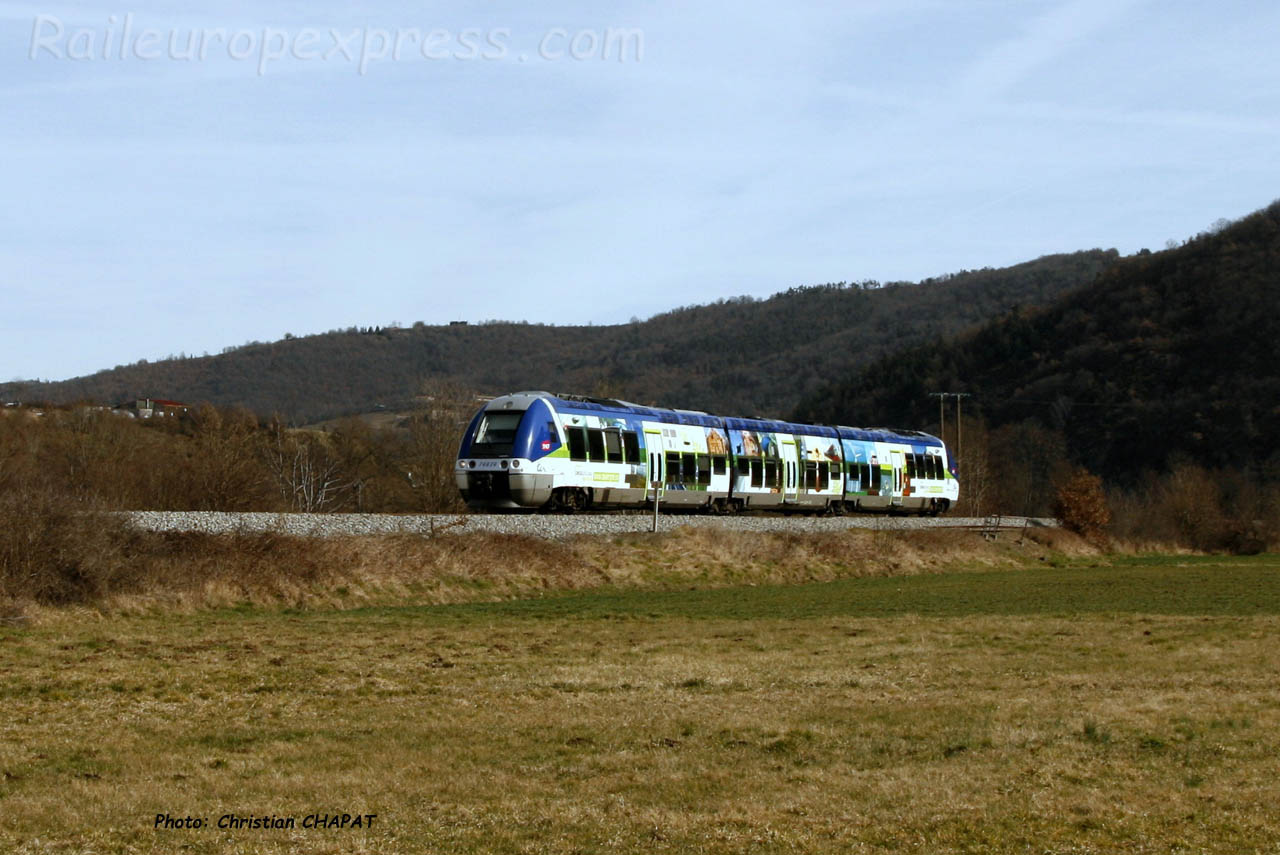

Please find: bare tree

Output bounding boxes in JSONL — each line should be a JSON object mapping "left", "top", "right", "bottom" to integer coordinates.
{"left": 399, "top": 380, "right": 476, "bottom": 512}
{"left": 262, "top": 419, "right": 357, "bottom": 512}
{"left": 953, "top": 415, "right": 991, "bottom": 517}
{"left": 181, "top": 405, "right": 270, "bottom": 511}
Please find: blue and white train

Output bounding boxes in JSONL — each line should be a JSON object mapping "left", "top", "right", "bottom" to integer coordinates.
{"left": 456, "top": 391, "right": 959, "bottom": 514}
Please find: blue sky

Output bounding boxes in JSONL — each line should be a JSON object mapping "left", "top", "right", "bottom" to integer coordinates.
{"left": 3, "top": 0, "right": 1279, "bottom": 382}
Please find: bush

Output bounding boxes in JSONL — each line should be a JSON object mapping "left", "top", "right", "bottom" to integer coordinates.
{"left": 0, "top": 487, "right": 131, "bottom": 604}
{"left": 1108, "top": 463, "right": 1279, "bottom": 553}
{"left": 1054, "top": 468, "right": 1111, "bottom": 544}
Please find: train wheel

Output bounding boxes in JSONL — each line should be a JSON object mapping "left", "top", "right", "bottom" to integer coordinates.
{"left": 552, "top": 487, "right": 588, "bottom": 513}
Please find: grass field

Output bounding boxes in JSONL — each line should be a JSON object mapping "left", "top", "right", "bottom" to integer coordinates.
{"left": 2, "top": 553, "right": 1279, "bottom": 853}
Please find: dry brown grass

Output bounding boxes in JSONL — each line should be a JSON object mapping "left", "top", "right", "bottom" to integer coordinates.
{"left": 2, "top": 524, "right": 1096, "bottom": 618}
{"left": 2, "top": 596, "right": 1277, "bottom": 854}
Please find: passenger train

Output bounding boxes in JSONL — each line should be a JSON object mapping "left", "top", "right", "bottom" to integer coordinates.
{"left": 456, "top": 391, "right": 958, "bottom": 514}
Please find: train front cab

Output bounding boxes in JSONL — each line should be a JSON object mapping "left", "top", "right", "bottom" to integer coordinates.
{"left": 456, "top": 393, "right": 560, "bottom": 510}
{"left": 497, "top": 397, "right": 733, "bottom": 512}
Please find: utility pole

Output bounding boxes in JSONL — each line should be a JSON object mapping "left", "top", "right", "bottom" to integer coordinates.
{"left": 929, "top": 392, "right": 972, "bottom": 467}
{"left": 930, "top": 392, "right": 947, "bottom": 448}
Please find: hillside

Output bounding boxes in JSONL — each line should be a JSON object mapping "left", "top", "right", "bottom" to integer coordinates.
{"left": 794, "top": 200, "right": 1280, "bottom": 484}
{"left": 3, "top": 250, "right": 1116, "bottom": 423}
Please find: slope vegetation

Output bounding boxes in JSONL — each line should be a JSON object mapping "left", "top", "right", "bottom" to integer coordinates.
{"left": 796, "top": 201, "right": 1280, "bottom": 483}
{"left": 5, "top": 251, "right": 1117, "bottom": 423}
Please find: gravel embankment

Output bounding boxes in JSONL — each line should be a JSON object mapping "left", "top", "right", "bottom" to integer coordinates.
{"left": 123, "top": 511, "right": 1058, "bottom": 539}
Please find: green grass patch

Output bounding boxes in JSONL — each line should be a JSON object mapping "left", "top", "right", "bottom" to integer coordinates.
{"left": 344, "top": 553, "right": 1280, "bottom": 625}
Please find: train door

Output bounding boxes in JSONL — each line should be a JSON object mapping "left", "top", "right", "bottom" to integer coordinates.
{"left": 644, "top": 428, "right": 664, "bottom": 503}
{"left": 890, "top": 449, "right": 906, "bottom": 507}
{"left": 782, "top": 438, "right": 798, "bottom": 503}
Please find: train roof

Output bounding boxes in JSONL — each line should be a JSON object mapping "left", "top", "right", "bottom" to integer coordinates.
{"left": 490, "top": 392, "right": 941, "bottom": 444}
{"left": 721, "top": 416, "right": 838, "bottom": 438}
{"left": 836, "top": 425, "right": 943, "bottom": 445}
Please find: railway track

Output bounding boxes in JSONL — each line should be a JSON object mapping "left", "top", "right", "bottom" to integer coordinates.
{"left": 125, "top": 511, "right": 1059, "bottom": 540}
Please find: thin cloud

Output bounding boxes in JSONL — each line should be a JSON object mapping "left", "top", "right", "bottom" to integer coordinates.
{"left": 955, "top": 0, "right": 1149, "bottom": 104}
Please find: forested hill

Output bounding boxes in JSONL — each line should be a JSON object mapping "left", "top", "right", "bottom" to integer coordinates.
{"left": 5, "top": 250, "right": 1117, "bottom": 424}
{"left": 794, "top": 200, "right": 1280, "bottom": 483}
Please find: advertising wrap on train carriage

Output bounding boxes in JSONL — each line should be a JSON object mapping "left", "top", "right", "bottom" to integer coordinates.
{"left": 603, "top": 414, "right": 648, "bottom": 488}
{"left": 840, "top": 439, "right": 889, "bottom": 496}
{"left": 705, "top": 427, "right": 728, "bottom": 456}
{"left": 798, "top": 435, "right": 841, "bottom": 463}
{"left": 728, "top": 428, "right": 781, "bottom": 458}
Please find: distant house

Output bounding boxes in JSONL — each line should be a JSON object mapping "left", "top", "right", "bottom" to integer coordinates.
{"left": 123, "top": 398, "right": 189, "bottom": 419}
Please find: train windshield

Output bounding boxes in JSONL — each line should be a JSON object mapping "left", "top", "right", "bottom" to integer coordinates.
{"left": 472, "top": 410, "right": 524, "bottom": 456}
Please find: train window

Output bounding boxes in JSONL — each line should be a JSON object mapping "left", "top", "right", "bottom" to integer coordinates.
{"left": 738, "top": 458, "right": 750, "bottom": 476}
{"left": 474, "top": 411, "right": 523, "bottom": 447}
{"left": 566, "top": 427, "right": 587, "bottom": 462}
{"left": 750, "top": 459, "right": 763, "bottom": 488}
{"left": 683, "top": 453, "right": 697, "bottom": 484}
{"left": 712, "top": 456, "right": 726, "bottom": 475}
{"left": 604, "top": 429, "right": 623, "bottom": 463}
{"left": 870, "top": 465, "right": 881, "bottom": 490}
{"left": 905, "top": 455, "right": 916, "bottom": 478}
{"left": 665, "top": 451, "right": 681, "bottom": 484}
{"left": 587, "top": 429, "right": 606, "bottom": 462}
{"left": 926, "top": 455, "right": 937, "bottom": 480}
{"left": 765, "top": 459, "right": 778, "bottom": 488}
{"left": 804, "top": 461, "right": 817, "bottom": 491}
{"left": 622, "top": 431, "right": 640, "bottom": 464}
{"left": 697, "top": 454, "right": 711, "bottom": 485}
{"left": 818, "top": 462, "right": 829, "bottom": 491}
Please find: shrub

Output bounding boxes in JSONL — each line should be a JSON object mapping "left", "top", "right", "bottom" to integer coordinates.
{"left": 0, "top": 487, "right": 131, "bottom": 604}
{"left": 1054, "top": 468, "right": 1111, "bottom": 544}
